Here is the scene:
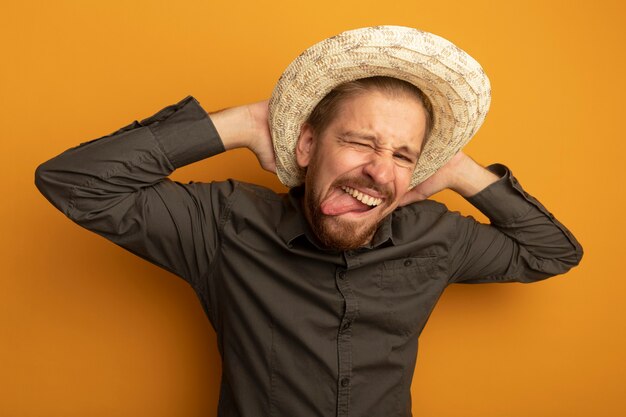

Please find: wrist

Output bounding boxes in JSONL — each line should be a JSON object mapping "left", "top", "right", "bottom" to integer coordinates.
{"left": 210, "top": 105, "right": 256, "bottom": 151}
{"left": 449, "top": 154, "right": 499, "bottom": 197}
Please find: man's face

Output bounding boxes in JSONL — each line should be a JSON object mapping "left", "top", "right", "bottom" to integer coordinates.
{"left": 296, "top": 90, "right": 427, "bottom": 250}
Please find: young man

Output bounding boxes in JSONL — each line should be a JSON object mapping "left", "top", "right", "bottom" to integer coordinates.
{"left": 35, "top": 26, "right": 582, "bottom": 417}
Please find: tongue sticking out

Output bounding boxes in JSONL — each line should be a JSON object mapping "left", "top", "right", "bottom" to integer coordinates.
{"left": 321, "top": 191, "right": 371, "bottom": 216}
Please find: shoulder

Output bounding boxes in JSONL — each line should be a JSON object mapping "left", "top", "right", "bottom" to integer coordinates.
{"left": 208, "top": 179, "right": 287, "bottom": 223}
{"left": 206, "top": 179, "right": 283, "bottom": 204}
{"left": 227, "top": 180, "right": 285, "bottom": 208}
{"left": 390, "top": 199, "right": 468, "bottom": 244}
{"left": 393, "top": 199, "right": 450, "bottom": 218}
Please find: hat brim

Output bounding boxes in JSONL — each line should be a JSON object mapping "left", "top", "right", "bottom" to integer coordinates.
{"left": 269, "top": 25, "right": 491, "bottom": 189}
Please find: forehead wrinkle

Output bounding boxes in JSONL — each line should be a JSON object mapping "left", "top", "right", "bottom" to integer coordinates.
{"left": 340, "top": 130, "right": 421, "bottom": 156}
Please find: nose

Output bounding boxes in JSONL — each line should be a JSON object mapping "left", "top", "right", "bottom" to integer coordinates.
{"left": 362, "top": 155, "right": 395, "bottom": 185}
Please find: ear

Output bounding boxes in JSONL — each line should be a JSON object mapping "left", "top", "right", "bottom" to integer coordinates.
{"left": 295, "top": 123, "right": 316, "bottom": 168}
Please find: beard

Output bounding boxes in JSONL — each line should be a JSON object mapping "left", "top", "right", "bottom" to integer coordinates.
{"left": 303, "top": 173, "right": 393, "bottom": 251}
{"left": 305, "top": 191, "right": 378, "bottom": 251}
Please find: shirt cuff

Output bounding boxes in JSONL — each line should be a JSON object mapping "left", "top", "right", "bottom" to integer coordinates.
{"left": 465, "top": 163, "right": 553, "bottom": 225}
{"left": 140, "top": 95, "right": 226, "bottom": 169}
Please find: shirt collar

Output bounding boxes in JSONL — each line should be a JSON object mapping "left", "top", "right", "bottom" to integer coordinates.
{"left": 277, "top": 185, "right": 396, "bottom": 251}
{"left": 275, "top": 185, "right": 310, "bottom": 247}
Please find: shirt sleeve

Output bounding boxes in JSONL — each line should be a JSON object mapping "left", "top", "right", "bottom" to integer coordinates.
{"left": 447, "top": 164, "right": 583, "bottom": 283}
{"left": 34, "top": 95, "right": 231, "bottom": 298}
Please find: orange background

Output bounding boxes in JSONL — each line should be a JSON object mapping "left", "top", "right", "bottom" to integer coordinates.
{"left": 2, "top": 1, "right": 624, "bottom": 416}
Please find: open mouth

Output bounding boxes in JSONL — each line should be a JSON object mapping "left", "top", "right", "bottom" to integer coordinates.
{"left": 319, "top": 185, "right": 386, "bottom": 216}
{"left": 341, "top": 186, "right": 383, "bottom": 208}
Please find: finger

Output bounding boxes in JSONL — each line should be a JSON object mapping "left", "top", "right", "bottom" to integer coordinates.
{"left": 262, "top": 158, "right": 277, "bottom": 174}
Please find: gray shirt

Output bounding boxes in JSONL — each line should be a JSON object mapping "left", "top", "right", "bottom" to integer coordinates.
{"left": 35, "top": 95, "right": 583, "bottom": 417}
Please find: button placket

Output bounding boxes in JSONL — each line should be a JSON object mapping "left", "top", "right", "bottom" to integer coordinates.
{"left": 335, "top": 266, "right": 358, "bottom": 416}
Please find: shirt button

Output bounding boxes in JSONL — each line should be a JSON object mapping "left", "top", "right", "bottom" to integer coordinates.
{"left": 404, "top": 259, "right": 412, "bottom": 267}
{"left": 341, "top": 322, "right": 352, "bottom": 332}
{"left": 341, "top": 377, "right": 350, "bottom": 387}
{"left": 338, "top": 271, "right": 346, "bottom": 279}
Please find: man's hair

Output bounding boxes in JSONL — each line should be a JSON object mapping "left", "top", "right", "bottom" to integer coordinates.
{"left": 305, "top": 76, "right": 434, "bottom": 149}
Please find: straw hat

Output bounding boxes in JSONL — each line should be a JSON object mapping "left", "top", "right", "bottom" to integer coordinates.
{"left": 268, "top": 25, "right": 491, "bottom": 189}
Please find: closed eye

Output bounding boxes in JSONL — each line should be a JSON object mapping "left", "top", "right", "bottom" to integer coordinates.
{"left": 350, "top": 140, "right": 374, "bottom": 149}
{"left": 394, "top": 153, "right": 415, "bottom": 164}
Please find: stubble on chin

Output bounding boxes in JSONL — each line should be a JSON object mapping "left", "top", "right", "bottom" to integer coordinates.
{"left": 300, "top": 149, "right": 393, "bottom": 250}
{"left": 304, "top": 189, "right": 379, "bottom": 251}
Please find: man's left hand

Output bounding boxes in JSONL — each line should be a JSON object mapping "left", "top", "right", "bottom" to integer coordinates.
{"left": 399, "top": 151, "right": 499, "bottom": 206}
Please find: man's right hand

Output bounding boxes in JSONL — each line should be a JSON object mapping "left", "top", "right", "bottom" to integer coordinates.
{"left": 210, "top": 100, "right": 276, "bottom": 173}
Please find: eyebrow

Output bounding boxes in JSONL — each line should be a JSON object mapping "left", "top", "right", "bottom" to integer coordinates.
{"left": 340, "top": 131, "right": 421, "bottom": 156}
